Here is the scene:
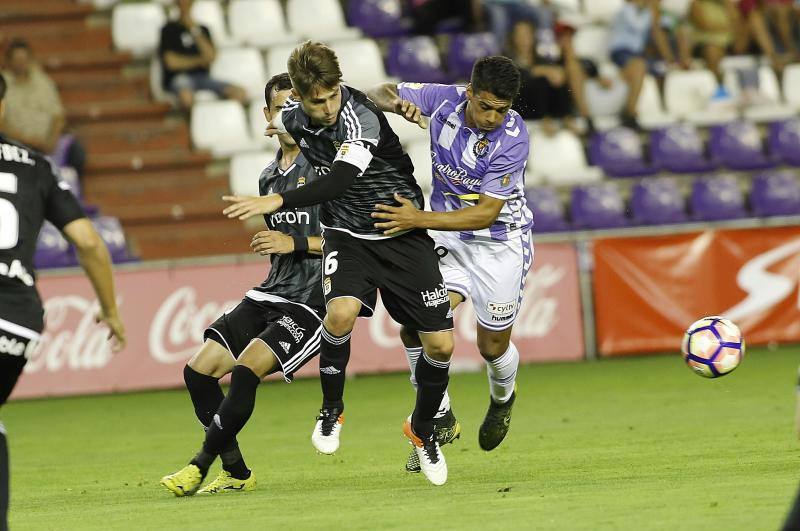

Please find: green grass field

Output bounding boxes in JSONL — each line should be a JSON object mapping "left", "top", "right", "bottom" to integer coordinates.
{"left": 4, "top": 347, "right": 800, "bottom": 530}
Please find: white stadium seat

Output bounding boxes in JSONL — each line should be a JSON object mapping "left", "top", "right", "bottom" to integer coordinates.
{"left": 210, "top": 47, "right": 267, "bottom": 100}
{"left": 111, "top": 3, "right": 166, "bottom": 57}
{"left": 265, "top": 43, "right": 297, "bottom": 78}
{"left": 583, "top": 0, "right": 624, "bottom": 23}
{"left": 723, "top": 65, "right": 793, "bottom": 122}
{"left": 331, "top": 39, "right": 391, "bottom": 89}
{"left": 191, "top": 0, "right": 236, "bottom": 47}
{"left": 286, "top": 0, "right": 361, "bottom": 42}
{"left": 191, "top": 100, "right": 260, "bottom": 156}
{"left": 664, "top": 69, "right": 738, "bottom": 125}
{"left": 406, "top": 139, "right": 433, "bottom": 199}
{"left": 385, "top": 112, "right": 430, "bottom": 147}
{"left": 782, "top": 63, "right": 800, "bottom": 110}
{"left": 637, "top": 75, "right": 676, "bottom": 129}
{"left": 228, "top": 0, "right": 300, "bottom": 48}
{"left": 661, "top": 0, "right": 692, "bottom": 17}
{"left": 229, "top": 150, "right": 278, "bottom": 196}
{"left": 573, "top": 25, "right": 610, "bottom": 65}
{"left": 528, "top": 129, "right": 603, "bottom": 186}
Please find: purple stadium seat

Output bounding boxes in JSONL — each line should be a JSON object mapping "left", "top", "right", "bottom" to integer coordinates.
{"left": 571, "top": 183, "right": 630, "bottom": 229}
{"left": 588, "top": 127, "right": 657, "bottom": 178}
{"left": 708, "top": 120, "right": 777, "bottom": 170}
{"left": 91, "top": 216, "right": 137, "bottom": 263}
{"left": 524, "top": 187, "right": 570, "bottom": 232}
{"left": 447, "top": 33, "right": 501, "bottom": 81}
{"left": 750, "top": 170, "right": 800, "bottom": 216}
{"left": 387, "top": 37, "right": 449, "bottom": 83}
{"left": 631, "top": 177, "right": 688, "bottom": 225}
{"left": 34, "top": 222, "right": 77, "bottom": 269}
{"left": 690, "top": 174, "right": 747, "bottom": 221}
{"left": 649, "top": 123, "right": 717, "bottom": 174}
{"left": 768, "top": 118, "right": 800, "bottom": 166}
{"left": 347, "top": 0, "right": 410, "bottom": 38}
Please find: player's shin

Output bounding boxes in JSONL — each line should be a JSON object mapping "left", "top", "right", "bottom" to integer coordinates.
{"left": 485, "top": 341, "right": 519, "bottom": 404}
{"left": 319, "top": 326, "right": 351, "bottom": 411}
{"left": 412, "top": 353, "right": 450, "bottom": 438}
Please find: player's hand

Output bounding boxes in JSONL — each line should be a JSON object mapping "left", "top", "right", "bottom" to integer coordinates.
{"left": 395, "top": 99, "right": 427, "bottom": 130}
{"left": 222, "top": 194, "right": 284, "bottom": 220}
{"left": 251, "top": 230, "right": 295, "bottom": 255}
{"left": 96, "top": 311, "right": 126, "bottom": 352}
{"left": 372, "top": 192, "right": 422, "bottom": 235}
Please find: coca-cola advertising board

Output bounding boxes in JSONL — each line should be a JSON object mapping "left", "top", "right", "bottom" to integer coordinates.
{"left": 594, "top": 226, "right": 800, "bottom": 356}
{"left": 11, "top": 243, "right": 584, "bottom": 400}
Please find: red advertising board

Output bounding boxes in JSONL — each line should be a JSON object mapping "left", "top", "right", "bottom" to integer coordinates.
{"left": 11, "top": 243, "right": 584, "bottom": 400}
{"left": 594, "top": 226, "right": 800, "bottom": 356}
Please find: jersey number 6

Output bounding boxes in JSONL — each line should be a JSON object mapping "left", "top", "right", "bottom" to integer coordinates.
{"left": 0, "top": 172, "right": 19, "bottom": 250}
{"left": 324, "top": 251, "right": 339, "bottom": 275}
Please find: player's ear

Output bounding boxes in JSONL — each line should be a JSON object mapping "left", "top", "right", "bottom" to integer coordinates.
{"left": 262, "top": 106, "right": 270, "bottom": 121}
{"left": 465, "top": 84, "right": 473, "bottom": 99}
{"left": 291, "top": 88, "right": 300, "bottom": 100}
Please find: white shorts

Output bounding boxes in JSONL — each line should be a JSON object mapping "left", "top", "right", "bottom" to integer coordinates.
{"left": 432, "top": 230, "right": 534, "bottom": 331}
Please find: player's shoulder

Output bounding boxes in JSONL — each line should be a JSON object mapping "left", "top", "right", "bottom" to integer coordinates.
{"left": 280, "top": 96, "right": 303, "bottom": 123}
{"left": 500, "top": 110, "right": 529, "bottom": 144}
{"left": 0, "top": 134, "right": 52, "bottom": 172}
{"left": 344, "top": 85, "right": 380, "bottom": 118}
{"left": 257, "top": 154, "right": 281, "bottom": 193}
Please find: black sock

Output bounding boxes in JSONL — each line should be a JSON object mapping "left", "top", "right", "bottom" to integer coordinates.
{"left": 184, "top": 365, "right": 247, "bottom": 473}
{"left": 201, "top": 366, "right": 261, "bottom": 466}
{"left": 319, "top": 326, "right": 351, "bottom": 411}
{"left": 783, "top": 481, "right": 800, "bottom": 530}
{"left": 0, "top": 426, "right": 8, "bottom": 531}
{"left": 412, "top": 353, "right": 450, "bottom": 439}
{"left": 220, "top": 444, "right": 250, "bottom": 480}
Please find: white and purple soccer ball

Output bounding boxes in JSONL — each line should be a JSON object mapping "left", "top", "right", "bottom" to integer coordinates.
{"left": 681, "top": 316, "right": 745, "bottom": 378}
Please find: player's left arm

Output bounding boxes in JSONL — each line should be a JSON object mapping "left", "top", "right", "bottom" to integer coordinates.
{"left": 372, "top": 192, "right": 503, "bottom": 235}
{"left": 250, "top": 231, "right": 322, "bottom": 256}
{"left": 366, "top": 82, "right": 426, "bottom": 129}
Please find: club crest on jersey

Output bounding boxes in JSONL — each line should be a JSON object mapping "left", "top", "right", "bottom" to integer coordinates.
{"left": 473, "top": 137, "right": 490, "bottom": 157}
{"left": 297, "top": 176, "right": 306, "bottom": 187}
{"left": 501, "top": 174, "right": 511, "bottom": 187}
{"left": 323, "top": 277, "right": 332, "bottom": 295}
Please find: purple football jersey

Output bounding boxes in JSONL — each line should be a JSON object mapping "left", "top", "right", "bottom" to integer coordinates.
{"left": 397, "top": 82, "right": 532, "bottom": 241}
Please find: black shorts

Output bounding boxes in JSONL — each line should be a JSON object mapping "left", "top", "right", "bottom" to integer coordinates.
{"left": 0, "top": 296, "right": 43, "bottom": 406}
{"left": 321, "top": 229, "right": 453, "bottom": 332}
{"left": 204, "top": 297, "right": 322, "bottom": 382}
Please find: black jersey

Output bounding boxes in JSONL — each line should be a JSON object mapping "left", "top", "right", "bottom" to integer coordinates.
{"left": 279, "top": 85, "right": 423, "bottom": 239}
{"left": 248, "top": 151, "right": 324, "bottom": 314}
{"left": 0, "top": 134, "right": 84, "bottom": 300}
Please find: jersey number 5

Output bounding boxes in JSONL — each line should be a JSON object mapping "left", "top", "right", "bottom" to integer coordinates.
{"left": 0, "top": 172, "right": 19, "bottom": 250}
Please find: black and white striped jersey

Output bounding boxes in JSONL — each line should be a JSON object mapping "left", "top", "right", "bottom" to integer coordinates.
{"left": 278, "top": 85, "right": 423, "bottom": 239}
{"left": 249, "top": 150, "right": 324, "bottom": 315}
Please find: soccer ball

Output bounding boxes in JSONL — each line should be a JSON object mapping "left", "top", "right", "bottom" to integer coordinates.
{"left": 681, "top": 316, "right": 745, "bottom": 378}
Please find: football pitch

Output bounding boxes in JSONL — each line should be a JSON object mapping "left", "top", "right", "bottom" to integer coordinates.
{"left": 4, "top": 347, "right": 800, "bottom": 530}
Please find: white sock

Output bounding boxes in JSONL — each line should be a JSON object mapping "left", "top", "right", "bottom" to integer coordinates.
{"left": 486, "top": 342, "right": 519, "bottom": 404}
{"left": 405, "top": 345, "right": 451, "bottom": 417}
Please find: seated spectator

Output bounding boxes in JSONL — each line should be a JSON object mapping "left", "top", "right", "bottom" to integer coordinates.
{"left": 483, "top": 0, "right": 544, "bottom": 45}
{"left": 738, "top": 0, "right": 794, "bottom": 68}
{"left": 608, "top": 0, "right": 677, "bottom": 129}
{"left": 506, "top": 20, "right": 589, "bottom": 134}
{"left": 408, "top": 0, "right": 482, "bottom": 35}
{"left": 0, "top": 39, "right": 85, "bottom": 180}
{"left": 158, "top": 0, "right": 247, "bottom": 109}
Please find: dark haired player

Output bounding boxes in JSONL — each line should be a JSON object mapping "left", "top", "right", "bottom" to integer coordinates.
{"left": 367, "top": 56, "right": 532, "bottom": 471}
{"left": 160, "top": 73, "right": 325, "bottom": 496}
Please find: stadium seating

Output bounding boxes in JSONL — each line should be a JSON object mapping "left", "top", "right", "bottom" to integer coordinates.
{"left": 630, "top": 177, "right": 688, "bottom": 225}
{"left": 265, "top": 43, "right": 297, "bottom": 78}
{"left": 588, "top": 127, "right": 657, "bottom": 178}
{"left": 229, "top": 150, "right": 278, "bottom": 197}
{"left": 649, "top": 123, "right": 717, "bottom": 174}
{"left": 228, "top": 0, "right": 300, "bottom": 48}
{"left": 571, "top": 183, "right": 629, "bottom": 229}
{"left": 347, "top": 0, "right": 410, "bottom": 38}
{"left": 191, "top": 100, "right": 258, "bottom": 155}
{"left": 331, "top": 39, "right": 392, "bottom": 88}
{"left": 750, "top": 170, "right": 800, "bottom": 217}
{"left": 405, "top": 139, "right": 433, "bottom": 197}
{"left": 782, "top": 64, "right": 800, "bottom": 110}
{"left": 572, "top": 25, "right": 610, "bottom": 66}
{"left": 768, "top": 118, "right": 800, "bottom": 166}
{"left": 386, "top": 37, "right": 449, "bottom": 84}
{"left": 34, "top": 222, "right": 77, "bottom": 269}
{"left": 723, "top": 65, "right": 794, "bottom": 122}
{"left": 708, "top": 121, "right": 777, "bottom": 170}
{"left": 210, "top": 47, "right": 267, "bottom": 100}
{"left": 661, "top": 0, "right": 692, "bottom": 17}
{"left": 447, "top": 33, "right": 501, "bottom": 81}
{"left": 583, "top": 0, "right": 624, "bottom": 23}
{"left": 191, "top": 0, "right": 235, "bottom": 47}
{"left": 528, "top": 129, "right": 603, "bottom": 186}
{"left": 690, "top": 174, "right": 747, "bottom": 221}
{"left": 385, "top": 112, "right": 430, "bottom": 147}
{"left": 524, "top": 187, "right": 570, "bottom": 232}
{"left": 663, "top": 69, "right": 737, "bottom": 125}
{"left": 637, "top": 75, "right": 676, "bottom": 130}
{"left": 286, "top": 0, "right": 361, "bottom": 42}
{"left": 111, "top": 2, "right": 166, "bottom": 57}
{"left": 92, "top": 216, "right": 136, "bottom": 263}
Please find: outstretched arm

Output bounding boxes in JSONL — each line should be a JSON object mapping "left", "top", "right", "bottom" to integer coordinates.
{"left": 372, "top": 193, "right": 504, "bottom": 235}
{"left": 367, "top": 82, "right": 427, "bottom": 128}
{"left": 250, "top": 231, "right": 323, "bottom": 256}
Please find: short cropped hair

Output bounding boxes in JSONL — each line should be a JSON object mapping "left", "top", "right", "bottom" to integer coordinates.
{"left": 287, "top": 41, "right": 342, "bottom": 97}
{"left": 470, "top": 56, "right": 521, "bottom": 101}
{"left": 264, "top": 72, "right": 293, "bottom": 109}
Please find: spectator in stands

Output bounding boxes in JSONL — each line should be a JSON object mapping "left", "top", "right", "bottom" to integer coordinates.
{"left": 0, "top": 38, "right": 85, "bottom": 180}
{"left": 158, "top": 0, "right": 247, "bottom": 109}
{"left": 685, "top": 0, "right": 738, "bottom": 85}
{"left": 482, "top": 0, "right": 544, "bottom": 45}
{"left": 738, "top": 0, "right": 794, "bottom": 68}
{"left": 608, "top": 0, "right": 678, "bottom": 129}
{"left": 505, "top": 20, "right": 577, "bottom": 134}
{"left": 408, "top": 0, "right": 483, "bottom": 35}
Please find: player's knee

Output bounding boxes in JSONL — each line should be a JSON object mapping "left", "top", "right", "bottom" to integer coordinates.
{"left": 236, "top": 341, "right": 278, "bottom": 379}
{"left": 422, "top": 335, "right": 454, "bottom": 362}
{"left": 324, "top": 309, "right": 357, "bottom": 336}
{"left": 399, "top": 325, "right": 421, "bottom": 348}
{"left": 478, "top": 334, "right": 511, "bottom": 360}
{"left": 187, "top": 341, "right": 234, "bottom": 378}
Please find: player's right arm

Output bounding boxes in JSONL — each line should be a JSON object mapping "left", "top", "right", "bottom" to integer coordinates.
{"left": 250, "top": 231, "right": 322, "bottom": 256}
{"left": 61, "top": 219, "right": 126, "bottom": 350}
{"left": 366, "top": 83, "right": 426, "bottom": 129}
